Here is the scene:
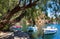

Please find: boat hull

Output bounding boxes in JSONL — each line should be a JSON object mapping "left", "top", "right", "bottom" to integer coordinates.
{"left": 42, "top": 26, "right": 57, "bottom": 35}
{"left": 43, "top": 30, "right": 57, "bottom": 34}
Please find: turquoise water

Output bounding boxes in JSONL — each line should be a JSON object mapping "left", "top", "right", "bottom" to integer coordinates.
{"left": 43, "top": 24, "right": 60, "bottom": 39}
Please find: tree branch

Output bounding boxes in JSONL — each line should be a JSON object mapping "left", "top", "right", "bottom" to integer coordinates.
{"left": 0, "top": 0, "right": 39, "bottom": 28}
{"left": 3, "top": 0, "right": 38, "bottom": 20}
{"left": 14, "top": 11, "right": 26, "bottom": 22}
{"left": 30, "top": 0, "right": 32, "bottom": 4}
{"left": 10, "top": 0, "right": 39, "bottom": 24}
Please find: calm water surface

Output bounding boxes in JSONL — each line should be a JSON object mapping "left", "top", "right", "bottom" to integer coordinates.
{"left": 43, "top": 24, "right": 60, "bottom": 39}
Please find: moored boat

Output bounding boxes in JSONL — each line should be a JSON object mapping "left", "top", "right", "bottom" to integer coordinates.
{"left": 42, "top": 26, "right": 58, "bottom": 34}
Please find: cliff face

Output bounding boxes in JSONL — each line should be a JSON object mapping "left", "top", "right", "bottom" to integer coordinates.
{"left": 35, "top": 18, "right": 45, "bottom": 30}
{"left": 34, "top": 13, "right": 46, "bottom": 29}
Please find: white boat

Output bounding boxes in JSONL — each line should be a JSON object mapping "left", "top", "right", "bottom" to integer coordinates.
{"left": 42, "top": 26, "right": 58, "bottom": 34}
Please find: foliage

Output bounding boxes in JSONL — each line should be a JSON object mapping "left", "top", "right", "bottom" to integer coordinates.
{"left": 9, "top": 0, "right": 19, "bottom": 10}
{"left": 0, "top": 0, "right": 9, "bottom": 18}
{"left": 1, "top": 0, "right": 60, "bottom": 30}
{"left": 0, "top": 0, "right": 60, "bottom": 38}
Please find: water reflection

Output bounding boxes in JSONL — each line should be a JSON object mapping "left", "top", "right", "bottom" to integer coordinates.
{"left": 44, "top": 34, "right": 55, "bottom": 39}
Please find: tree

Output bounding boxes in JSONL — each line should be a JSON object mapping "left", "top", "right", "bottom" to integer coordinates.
{"left": 0, "top": 0, "right": 49, "bottom": 30}
{"left": 41, "top": 0, "right": 60, "bottom": 22}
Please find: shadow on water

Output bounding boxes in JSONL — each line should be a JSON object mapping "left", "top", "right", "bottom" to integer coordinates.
{"left": 42, "top": 34, "right": 56, "bottom": 39}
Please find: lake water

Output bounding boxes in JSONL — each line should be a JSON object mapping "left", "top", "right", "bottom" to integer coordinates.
{"left": 42, "top": 24, "right": 60, "bottom": 39}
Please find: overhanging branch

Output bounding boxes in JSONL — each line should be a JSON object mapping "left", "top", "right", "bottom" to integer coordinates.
{"left": 0, "top": 0, "right": 39, "bottom": 28}
{"left": 3, "top": 0, "right": 38, "bottom": 20}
